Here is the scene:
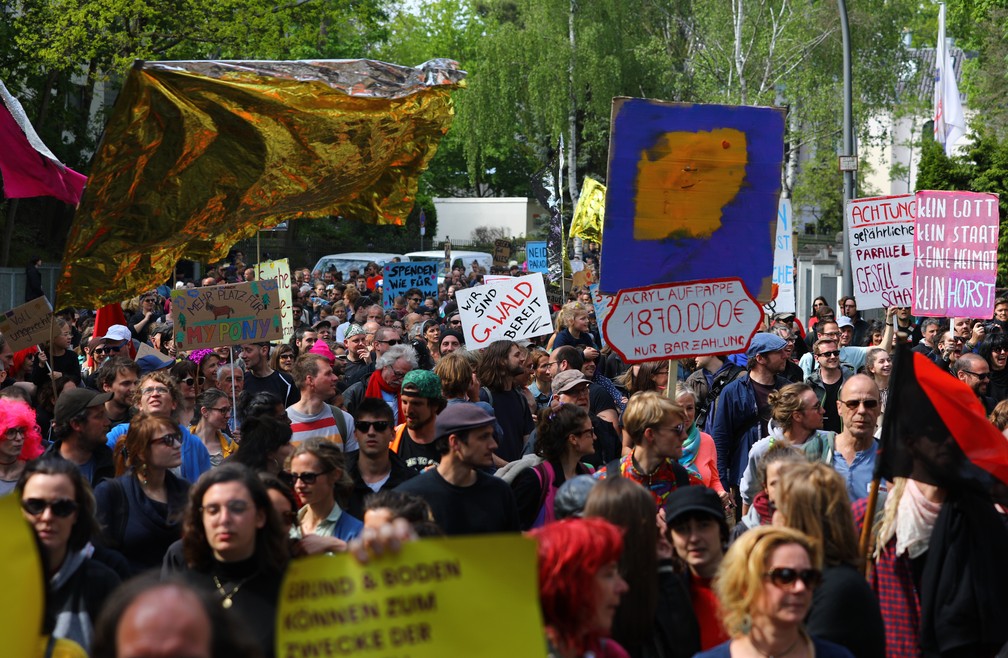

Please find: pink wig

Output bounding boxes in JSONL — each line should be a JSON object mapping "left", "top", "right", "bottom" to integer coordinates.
{"left": 0, "top": 398, "right": 43, "bottom": 461}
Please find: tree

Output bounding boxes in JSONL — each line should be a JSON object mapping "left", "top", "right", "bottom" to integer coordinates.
{"left": 917, "top": 135, "right": 1008, "bottom": 285}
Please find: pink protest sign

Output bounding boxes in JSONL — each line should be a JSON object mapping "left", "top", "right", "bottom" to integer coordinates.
{"left": 913, "top": 190, "right": 1000, "bottom": 317}
{"left": 601, "top": 277, "right": 763, "bottom": 363}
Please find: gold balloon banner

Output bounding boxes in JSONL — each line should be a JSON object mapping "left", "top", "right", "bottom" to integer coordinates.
{"left": 569, "top": 176, "right": 606, "bottom": 244}
{"left": 58, "top": 59, "right": 466, "bottom": 309}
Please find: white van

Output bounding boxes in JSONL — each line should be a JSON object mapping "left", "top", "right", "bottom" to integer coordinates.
{"left": 403, "top": 250, "right": 494, "bottom": 279}
{"left": 312, "top": 253, "right": 407, "bottom": 280}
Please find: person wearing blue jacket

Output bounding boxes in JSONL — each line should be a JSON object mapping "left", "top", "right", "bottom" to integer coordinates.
{"left": 710, "top": 333, "right": 790, "bottom": 514}
{"left": 106, "top": 370, "right": 211, "bottom": 483}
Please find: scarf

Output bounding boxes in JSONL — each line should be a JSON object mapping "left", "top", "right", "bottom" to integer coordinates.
{"left": 679, "top": 424, "right": 702, "bottom": 480}
{"left": 364, "top": 369, "right": 404, "bottom": 423}
{"left": 752, "top": 491, "right": 775, "bottom": 526}
{"left": 895, "top": 478, "right": 942, "bottom": 559}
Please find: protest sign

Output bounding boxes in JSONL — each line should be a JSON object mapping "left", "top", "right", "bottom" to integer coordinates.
{"left": 255, "top": 258, "right": 294, "bottom": 340}
{"left": 602, "top": 277, "right": 763, "bottom": 362}
{"left": 599, "top": 98, "right": 784, "bottom": 298}
{"left": 482, "top": 275, "right": 513, "bottom": 284}
{"left": 766, "top": 198, "right": 796, "bottom": 313}
{"left": 276, "top": 534, "right": 545, "bottom": 658}
{"left": 913, "top": 190, "right": 1000, "bottom": 317}
{"left": 383, "top": 262, "right": 438, "bottom": 309}
{"left": 171, "top": 280, "right": 284, "bottom": 350}
{"left": 493, "top": 239, "right": 511, "bottom": 267}
{"left": 456, "top": 273, "right": 552, "bottom": 349}
{"left": 0, "top": 296, "right": 53, "bottom": 352}
{"left": 526, "top": 241, "right": 548, "bottom": 274}
{"left": 845, "top": 194, "right": 915, "bottom": 309}
{"left": 588, "top": 283, "right": 615, "bottom": 348}
{"left": 0, "top": 495, "right": 43, "bottom": 658}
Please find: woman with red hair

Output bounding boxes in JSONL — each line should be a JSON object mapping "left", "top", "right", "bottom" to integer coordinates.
{"left": 531, "top": 517, "right": 630, "bottom": 658}
{"left": 0, "top": 397, "right": 44, "bottom": 494}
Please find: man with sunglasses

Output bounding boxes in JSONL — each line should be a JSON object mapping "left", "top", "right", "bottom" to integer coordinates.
{"left": 830, "top": 374, "right": 880, "bottom": 501}
{"left": 952, "top": 352, "right": 996, "bottom": 414}
{"left": 343, "top": 398, "right": 417, "bottom": 519}
{"left": 806, "top": 338, "right": 852, "bottom": 433}
{"left": 797, "top": 319, "right": 880, "bottom": 379}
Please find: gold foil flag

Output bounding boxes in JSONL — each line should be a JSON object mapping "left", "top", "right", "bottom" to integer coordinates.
{"left": 59, "top": 58, "right": 465, "bottom": 309}
{"left": 569, "top": 177, "right": 606, "bottom": 244}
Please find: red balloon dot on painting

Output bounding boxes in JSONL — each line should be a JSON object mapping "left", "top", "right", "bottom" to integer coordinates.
{"left": 722, "top": 141, "right": 730, "bottom": 149}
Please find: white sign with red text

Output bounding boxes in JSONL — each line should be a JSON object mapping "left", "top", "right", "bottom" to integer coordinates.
{"left": 602, "top": 278, "right": 763, "bottom": 362}
{"left": 588, "top": 283, "right": 614, "bottom": 349}
{"left": 456, "top": 273, "right": 552, "bottom": 350}
{"left": 845, "top": 194, "right": 916, "bottom": 309}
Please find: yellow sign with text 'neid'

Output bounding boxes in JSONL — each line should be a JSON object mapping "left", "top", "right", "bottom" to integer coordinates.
{"left": 276, "top": 534, "right": 545, "bottom": 658}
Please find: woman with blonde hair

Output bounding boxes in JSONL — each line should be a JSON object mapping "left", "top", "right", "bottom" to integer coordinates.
{"left": 694, "top": 526, "right": 853, "bottom": 658}
{"left": 864, "top": 348, "right": 891, "bottom": 415}
{"left": 286, "top": 438, "right": 362, "bottom": 554}
{"left": 775, "top": 462, "right": 885, "bottom": 657}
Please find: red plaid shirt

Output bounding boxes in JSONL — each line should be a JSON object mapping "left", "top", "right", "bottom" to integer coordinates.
{"left": 853, "top": 497, "right": 921, "bottom": 658}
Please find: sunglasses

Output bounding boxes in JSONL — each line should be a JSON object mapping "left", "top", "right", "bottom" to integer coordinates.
{"left": 22, "top": 498, "right": 78, "bottom": 517}
{"left": 817, "top": 350, "right": 840, "bottom": 358}
{"left": 283, "top": 470, "right": 332, "bottom": 485}
{"left": 179, "top": 377, "right": 195, "bottom": 386}
{"left": 838, "top": 398, "right": 879, "bottom": 410}
{"left": 378, "top": 339, "right": 401, "bottom": 346}
{"left": 764, "top": 567, "right": 822, "bottom": 590}
{"left": 357, "top": 420, "right": 391, "bottom": 433}
{"left": 200, "top": 500, "right": 250, "bottom": 517}
{"left": 153, "top": 433, "right": 183, "bottom": 448}
{"left": 962, "top": 369, "right": 991, "bottom": 379}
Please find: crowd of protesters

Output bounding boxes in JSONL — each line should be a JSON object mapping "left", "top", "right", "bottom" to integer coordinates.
{"left": 3, "top": 249, "right": 1008, "bottom": 658}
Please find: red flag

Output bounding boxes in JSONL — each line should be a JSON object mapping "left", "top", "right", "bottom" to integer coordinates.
{"left": 0, "top": 80, "right": 86, "bottom": 205}
{"left": 877, "top": 344, "right": 1008, "bottom": 493}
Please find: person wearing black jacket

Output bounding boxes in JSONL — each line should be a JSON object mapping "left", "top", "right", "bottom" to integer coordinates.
{"left": 343, "top": 398, "right": 417, "bottom": 519}
{"left": 43, "top": 389, "right": 115, "bottom": 488}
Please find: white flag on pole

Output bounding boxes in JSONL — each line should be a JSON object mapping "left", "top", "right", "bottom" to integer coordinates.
{"left": 933, "top": 3, "right": 966, "bottom": 156}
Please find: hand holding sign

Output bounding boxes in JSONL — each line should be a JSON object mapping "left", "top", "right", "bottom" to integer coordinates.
{"left": 602, "top": 277, "right": 763, "bottom": 363}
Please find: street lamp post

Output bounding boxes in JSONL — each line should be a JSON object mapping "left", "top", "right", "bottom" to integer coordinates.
{"left": 838, "top": 0, "right": 855, "bottom": 298}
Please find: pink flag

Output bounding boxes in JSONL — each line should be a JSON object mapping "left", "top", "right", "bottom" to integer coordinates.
{"left": 0, "top": 80, "right": 86, "bottom": 205}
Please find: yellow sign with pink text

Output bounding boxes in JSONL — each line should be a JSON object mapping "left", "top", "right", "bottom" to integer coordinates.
{"left": 275, "top": 535, "right": 545, "bottom": 658}
{"left": 171, "top": 280, "right": 284, "bottom": 350}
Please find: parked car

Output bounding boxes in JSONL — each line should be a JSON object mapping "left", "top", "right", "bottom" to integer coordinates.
{"left": 311, "top": 253, "right": 407, "bottom": 281}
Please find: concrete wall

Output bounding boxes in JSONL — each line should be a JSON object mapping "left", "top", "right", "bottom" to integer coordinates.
{"left": 432, "top": 197, "right": 547, "bottom": 242}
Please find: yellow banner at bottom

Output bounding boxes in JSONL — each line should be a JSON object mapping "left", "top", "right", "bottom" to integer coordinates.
{"left": 276, "top": 534, "right": 546, "bottom": 658}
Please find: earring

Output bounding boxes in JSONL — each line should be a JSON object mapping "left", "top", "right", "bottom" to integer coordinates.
{"left": 740, "top": 614, "right": 752, "bottom": 635}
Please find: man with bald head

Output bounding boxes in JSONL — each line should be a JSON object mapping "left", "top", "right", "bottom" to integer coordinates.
{"left": 830, "top": 374, "right": 881, "bottom": 501}
{"left": 953, "top": 352, "right": 996, "bottom": 414}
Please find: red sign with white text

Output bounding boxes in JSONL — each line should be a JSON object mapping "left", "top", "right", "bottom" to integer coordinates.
{"left": 602, "top": 278, "right": 763, "bottom": 363}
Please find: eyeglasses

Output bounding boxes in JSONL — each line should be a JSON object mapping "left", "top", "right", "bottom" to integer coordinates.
{"left": 153, "top": 433, "right": 183, "bottom": 448}
{"left": 357, "top": 420, "right": 391, "bottom": 433}
{"left": 820, "top": 331, "right": 840, "bottom": 338}
{"left": 547, "top": 360, "right": 559, "bottom": 368}
{"left": 409, "top": 297, "right": 422, "bottom": 303}
{"left": 816, "top": 350, "right": 840, "bottom": 358}
{"left": 573, "top": 427, "right": 595, "bottom": 438}
{"left": 141, "top": 386, "right": 170, "bottom": 396}
{"left": 21, "top": 498, "right": 78, "bottom": 517}
{"left": 211, "top": 406, "right": 232, "bottom": 415}
{"left": 390, "top": 368, "right": 410, "bottom": 379}
{"left": 838, "top": 398, "right": 879, "bottom": 410}
{"left": 4, "top": 427, "right": 26, "bottom": 440}
{"left": 285, "top": 470, "right": 332, "bottom": 485}
{"left": 200, "top": 500, "right": 250, "bottom": 517}
{"left": 764, "top": 568, "right": 822, "bottom": 590}
{"left": 962, "top": 369, "right": 991, "bottom": 379}
{"left": 378, "top": 339, "right": 400, "bottom": 346}
{"left": 450, "top": 319, "right": 461, "bottom": 326}
{"left": 994, "top": 346, "right": 1008, "bottom": 353}
{"left": 800, "top": 405, "right": 825, "bottom": 413}
{"left": 279, "top": 353, "right": 294, "bottom": 360}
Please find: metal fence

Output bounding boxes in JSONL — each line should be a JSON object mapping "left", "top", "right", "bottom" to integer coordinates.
{"left": 0, "top": 265, "right": 60, "bottom": 312}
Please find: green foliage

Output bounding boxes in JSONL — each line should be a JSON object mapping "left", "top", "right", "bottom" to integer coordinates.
{"left": 917, "top": 135, "right": 1008, "bottom": 285}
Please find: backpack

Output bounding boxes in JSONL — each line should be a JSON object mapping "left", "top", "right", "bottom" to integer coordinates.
{"left": 531, "top": 461, "right": 557, "bottom": 528}
{"left": 695, "top": 364, "right": 746, "bottom": 431}
{"left": 326, "top": 404, "right": 349, "bottom": 446}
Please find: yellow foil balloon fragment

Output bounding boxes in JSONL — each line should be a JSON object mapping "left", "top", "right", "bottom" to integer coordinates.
{"left": 633, "top": 128, "right": 748, "bottom": 240}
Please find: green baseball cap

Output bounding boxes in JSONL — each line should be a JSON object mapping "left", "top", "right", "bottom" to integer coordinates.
{"left": 400, "top": 369, "right": 443, "bottom": 399}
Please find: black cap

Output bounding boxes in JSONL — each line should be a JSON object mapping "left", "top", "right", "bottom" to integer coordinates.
{"left": 664, "top": 486, "right": 726, "bottom": 526}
